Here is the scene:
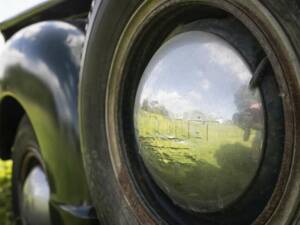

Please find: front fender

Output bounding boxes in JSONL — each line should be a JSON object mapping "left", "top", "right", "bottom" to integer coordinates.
{"left": 0, "top": 21, "right": 96, "bottom": 223}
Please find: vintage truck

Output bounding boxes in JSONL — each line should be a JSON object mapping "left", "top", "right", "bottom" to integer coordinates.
{"left": 1, "top": 0, "right": 300, "bottom": 225}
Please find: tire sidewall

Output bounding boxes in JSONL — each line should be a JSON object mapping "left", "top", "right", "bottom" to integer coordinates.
{"left": 81, "top": 1, "right": 144, "bottom": 224}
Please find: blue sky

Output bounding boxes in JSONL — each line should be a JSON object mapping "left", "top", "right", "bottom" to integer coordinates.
{"left": 0, "top": 0, "right": 47, "bottom": 22}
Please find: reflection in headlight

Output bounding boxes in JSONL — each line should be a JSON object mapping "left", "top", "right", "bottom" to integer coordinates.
{"left": 134, "top": 31, "right": 265, "bottom": 212}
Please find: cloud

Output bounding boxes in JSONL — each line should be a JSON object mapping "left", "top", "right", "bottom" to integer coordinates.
{"left": 13, "top": 23, "right": 43, "bottom": 41}
{"left": 199, "top": 78, "right": 211, "bottom": 91}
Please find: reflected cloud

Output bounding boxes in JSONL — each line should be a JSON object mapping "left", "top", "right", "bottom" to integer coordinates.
{"left": 206, "top": 42, "right": 252, "bottom": 83}
{"left": 199, "top": 78, "right": 211, "bottom": 91}
{"left": 14, "top": 24, "right": 43, "bottom": 41}
{"left": 147, "top": 90, "right": 200, "bottom": 117}
{"left": 0, "top": 22, "right": 84, "bottom": 127}
{"left": 137, "top": 31, "right": 255, "bottom": 121}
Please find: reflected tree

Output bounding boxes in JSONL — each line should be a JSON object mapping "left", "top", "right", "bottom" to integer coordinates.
{"left": 141, "top": 99, "right": 170, "bottom": 117}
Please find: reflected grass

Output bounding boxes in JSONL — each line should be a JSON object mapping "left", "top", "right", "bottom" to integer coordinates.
{"left": 0, "top": 160, "right": 12, "bottom": 225}
{"left": 136, "top": 110, "right": 263, "bottom": 211}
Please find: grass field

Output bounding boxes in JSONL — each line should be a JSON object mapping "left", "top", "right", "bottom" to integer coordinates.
{"left": 0, "top": 160, "right": 12, "bottom": 225}
{"left": 136, "top": 110, "right": 262, "bottom": 211}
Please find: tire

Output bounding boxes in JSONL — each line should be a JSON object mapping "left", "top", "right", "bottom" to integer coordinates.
{"left": 12, "top": 116, "right": 50, "bottom": 225}
{"left": 80, "top": 1, "right": 300, "bottom": 225}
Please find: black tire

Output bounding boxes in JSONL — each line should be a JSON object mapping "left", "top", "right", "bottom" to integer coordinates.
{"left": 12, "top": 116, "right": 46, "bottom": 225}
{"left": 80, "top": 1, "right": 300, "bottom": 225}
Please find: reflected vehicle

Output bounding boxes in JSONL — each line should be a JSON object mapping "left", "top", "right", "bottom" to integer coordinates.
{"left": 134, "top": 31, "right": 265, "bottom": 212}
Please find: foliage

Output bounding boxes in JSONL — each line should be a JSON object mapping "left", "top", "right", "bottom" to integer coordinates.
{"left": 141, "top": 99, "right": 170, "bottom": 117}
{"left": 0, "top": 160, "right": 12, "bottom": 225}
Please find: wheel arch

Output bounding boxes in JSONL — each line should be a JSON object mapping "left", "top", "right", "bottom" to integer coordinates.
{"left": 0, "top": 96, "right": 25, "bottom": 160}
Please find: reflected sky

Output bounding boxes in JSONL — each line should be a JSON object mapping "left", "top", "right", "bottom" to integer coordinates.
{"left": 0, "top": 0, "right": 48, "bottom": 22}
{"left": 0, "top": 21, "right": 84, "bottom": 128}
{"left": 137, "top": 31, "right": 254, "bottom": 120}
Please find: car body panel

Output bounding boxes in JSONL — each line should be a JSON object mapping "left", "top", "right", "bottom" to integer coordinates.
{"left": 0, "top": 21, "right": 97, "bottom": 225}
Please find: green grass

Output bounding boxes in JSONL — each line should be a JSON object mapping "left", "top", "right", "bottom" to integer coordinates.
{"left": 0, "top": 160, "right": 12, "bottom": 225}
{"left": 136, "top": 110, "right": 263, "bottom": 211}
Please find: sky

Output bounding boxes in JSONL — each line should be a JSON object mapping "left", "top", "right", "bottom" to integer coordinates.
{"left": 0, "top": 0, "right": 47, "bottom": 22}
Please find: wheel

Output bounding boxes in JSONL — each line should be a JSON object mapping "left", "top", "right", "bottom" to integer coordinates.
{"left": 12, "top": 116, "right": 51, "bottom": 225}
{"left": 80, "top": 0, "right": 300, "bottom": 224}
